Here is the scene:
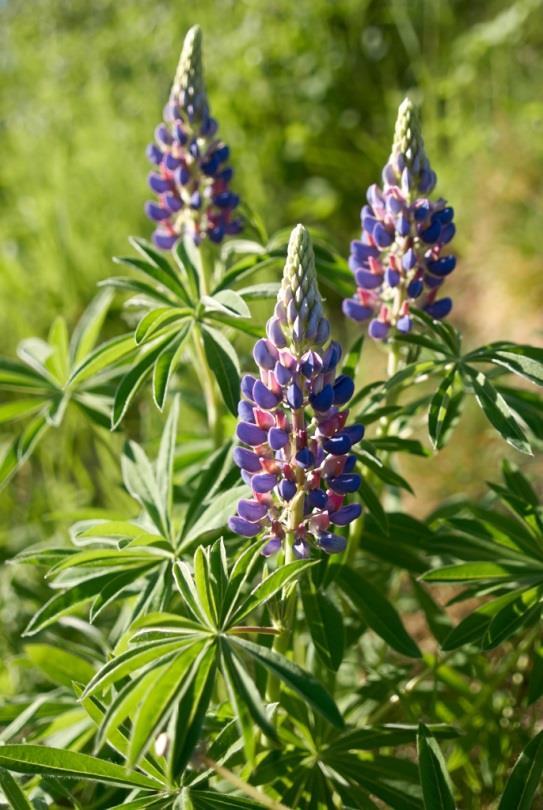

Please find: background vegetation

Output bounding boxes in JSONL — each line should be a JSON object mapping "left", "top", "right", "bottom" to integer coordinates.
{"left": 1, "top": 1, "right": 543, "bottom": 807}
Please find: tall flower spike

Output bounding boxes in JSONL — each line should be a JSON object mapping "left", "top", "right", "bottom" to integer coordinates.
{"left": 229, "top": 224, "right": 364, "bottom": 559}
{"left": 144, "top": 25, "right": 242, "bottom": 249}
{"left": 342, "top": 97, "right": 456, "bottom": 340}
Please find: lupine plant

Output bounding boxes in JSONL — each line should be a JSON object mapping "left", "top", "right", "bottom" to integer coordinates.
{"left": 1, "top": 23, "right": 543, "bottom": 810}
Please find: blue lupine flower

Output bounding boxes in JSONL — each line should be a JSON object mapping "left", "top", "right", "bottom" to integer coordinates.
{"left": 343, "top": 98, "right": 456, "bottom": 339}
{"left": 144, "top": 26, "right": 242, "bottom": 248}
{"left": 228, "top": 225, "right": 363, "bottom": 558}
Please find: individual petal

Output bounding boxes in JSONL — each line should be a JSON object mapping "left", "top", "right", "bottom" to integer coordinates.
{"left": 268, "top": 427, "right": 289, "bottom": 450}
{"left": 342, "top": 299, "right": 374, "bottom": 322}
{"left": 317, "top": 532, "right": 347, "bottom": 554}
{"left": 233, "top": 447, "right": 261, "bottom": 473}
{"left": 424, "top": 297, "right": 452, "bottom": 319}
{"left": 368, "top": 319, "right": 390, "bottom": 340}
{"left": 253, "top": 380, "right": 280, "bottom": 410}
{"left": 261, "top": 535, "right": 283, "bottom": 557}
{"left": 328, "top": 473, "right": 361, "bottom": 494}
{"left": 329, "top": 503, "right": 362, "bottom": 525}
{"left": 240, "top": 374, "right": 257, "bottom": 400}
{"left": 333, "top": 374, "right": 355, "bottom": 405}
{"left": 236, "top": 422, "right": 267, "bottom": 446}
{"left": 343, "top": 424, "right": 365, "bottom": 445}
{"left": 287, "top": 383, "right": 304, "bottom": 409}
{"left": 277, "top": 479, "right": 297, "bottom": 501}
{"left": 237, "top": 499, "right": 268, "bottom": 522}
{"left": 253, "top": 339, "right": 278, "bottom": 370}
{"left": 310, "top": 385, "right": 334, "bottom": 412}
{"left": 228, "top": 516, "right": 262, "bottom": 537}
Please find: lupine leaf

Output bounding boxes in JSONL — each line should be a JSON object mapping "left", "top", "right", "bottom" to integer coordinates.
{"left": 153, "top": 326, "right": 191, "bottom": 410}
{"left": 69, "top": 333, "right": 136, "bottom": 385}
{"left": 112, "top": 335, "right": 176, "bottom": 427}
{"left": 167, "top": 651, "right": 216, "bottom": 780}
{"left": 358, "top": 473, "right": 388, "bottom": 533}
{"left": 465, "top": 368, "right": 532, "bottom": 455}
{"left": 301, "top": 582, "right": 344, "bottom": 671}
{"left": 0, "top": 412, "right": 50, "bottom": 490}
{"left": 182, "top": 441, "right": 234, "bottom": 534}
{"left": 428, "top": 366, "right": 459, "bottom": 450}
{"left": 128, "top": 642, "right": 208, "bottom": 766}
{"left": 201, "top": 325, "right": 240, "bottom": 415}
{"left": 202, "top": 290, "right": 251, "bottom": 318}
{"left": 220, "top": 643, "right": 275, "bottom": 762}
{"left": 23, "top": 573, "right": 115, "bottom": 636}
{"left": 421, "top": 561, "right": 535, "bottom": 582}
{"left": 70, "top": 288, "right": 114, "bottom": 365}
{"left": 228, "top": 559, "right": 316, "bottom": 626}
{"left": 417, "top": 724, "right": 456, "bottom": 810}
{"left": 0, "top": 745, "right": 161, "bottom": 790}
{"left": 0, "top": 768, "right": 33, "bottom": 810}
{"left": 24, "top": 644, "right": 95, "bottom": 687}
{"left": 188, "top": 790, "right": 264, "bottom": 809}
{"left": 498, "top": 731, "right": 543, "bottom": 809}
{"left": 73, "top": 685, "right": 166, "bottom": 783}
{"left": 230, "top": 636, "right": 344, "bottom": 728}
{"left": 83, "top": 638, "right": 187, "bottom": 697}
{"left": 338, "top": 568, "right": 421, "bottom": 658}
{"left": 482, "top": 587, "right": 542, "bottom": 650}
{"left": 116, "top": 252, "right": 192, "bottom": 306}
{"left": 181, "top": 485, "right": 248, "bottom": 549}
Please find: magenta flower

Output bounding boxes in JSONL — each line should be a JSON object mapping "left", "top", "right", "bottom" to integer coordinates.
{"left": 343, "top": 98, "right": 456, "bottom": 340}
{"left": 145, "top": 26, "right": 242, "bottom": 248}
{"left": 228, "top": 225, "right": 363, "bottom": 558}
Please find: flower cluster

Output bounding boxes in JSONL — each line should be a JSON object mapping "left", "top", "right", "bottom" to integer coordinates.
{"left": 228, "top": 225, "right": 363, "bottom": 558}
{"left": 145, "top": 25, "right": 242, "bottom": 248}
{"left": 343, "top": 97, "right": 456, "bottom": 340}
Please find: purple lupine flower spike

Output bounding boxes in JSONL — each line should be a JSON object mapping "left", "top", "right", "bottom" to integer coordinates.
{"left": 145, "top": 25, "right": 242, "bottom": 248}
{"left": 228, "top": 224, "right": 363, "bottom": 558}
{"left": 343, "top": 98, "right": 456, "bottom": 340}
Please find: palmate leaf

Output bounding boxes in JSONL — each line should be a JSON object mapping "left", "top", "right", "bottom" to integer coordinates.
{"left": 498, "top": 731, "right": 543, "bottom": 810}
{"left": 417, "top": 724, "right": 456, "bottom": 810}
{"left": 0, "top": 745, "right": 161, "bottom": 790}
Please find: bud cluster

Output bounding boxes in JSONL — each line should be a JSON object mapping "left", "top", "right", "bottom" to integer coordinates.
{"left": 343, "top": 98, "right": 456, "bottom": 340}
{"left": 145, "top": 26, "right": 242, "bottom": 248}
{"left": 228, "top": 226, "right": 363, "bottom": 558}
